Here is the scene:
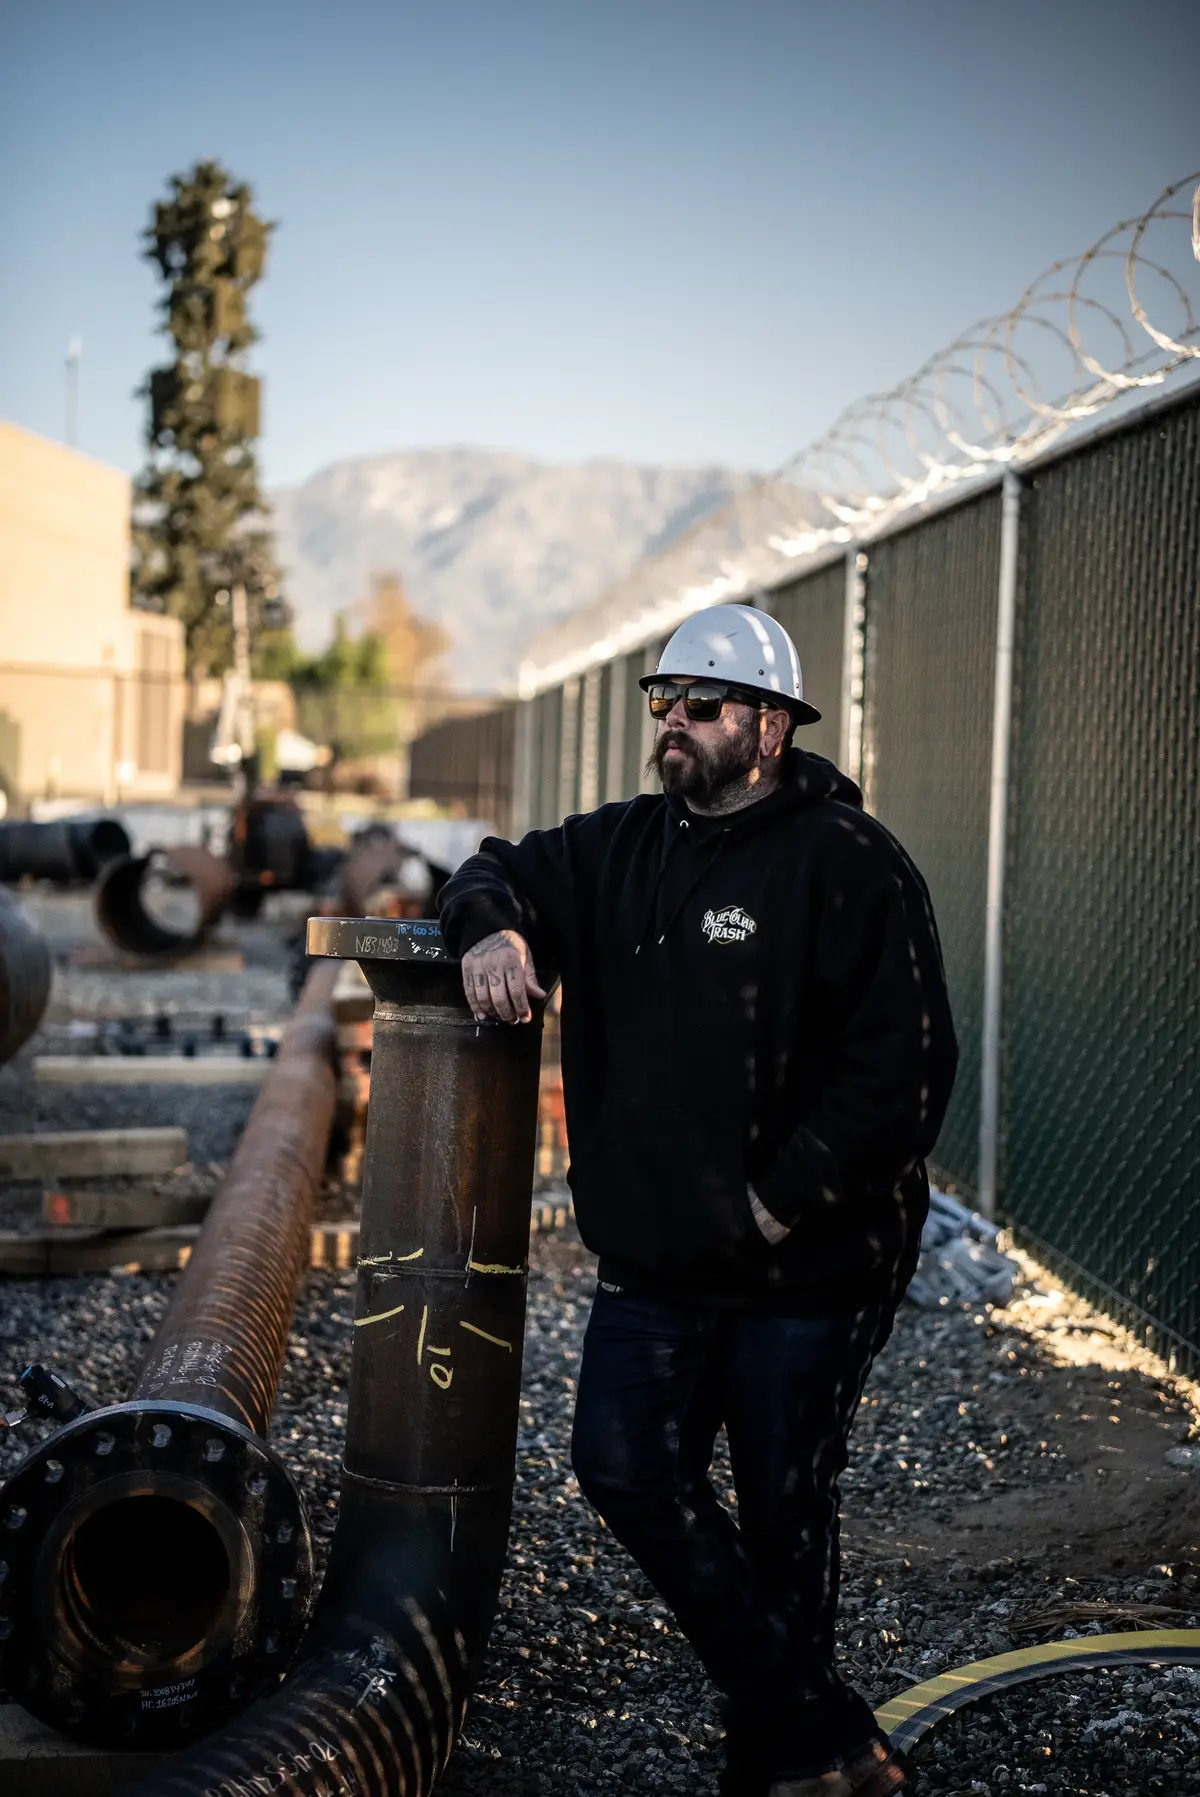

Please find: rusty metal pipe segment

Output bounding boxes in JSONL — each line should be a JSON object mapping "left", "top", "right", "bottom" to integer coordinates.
{"left": 126, "top": 918, "right": 546, "bottom": 1796}
{"left": 0, "top": 817, "right": 131, "bottom": 885}
{"left": 0, "top": 888, "right": 52, "bottom": 1066}
{"left": 0, "top": 958, "right": 341, "bottom": 1749}
{"left": 95, "top": 846, "right": 237, "bottom": 960}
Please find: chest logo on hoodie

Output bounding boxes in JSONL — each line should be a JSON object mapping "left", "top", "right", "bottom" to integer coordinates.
{"left": 702, "top": 905, "right": 758, "bottom": 945}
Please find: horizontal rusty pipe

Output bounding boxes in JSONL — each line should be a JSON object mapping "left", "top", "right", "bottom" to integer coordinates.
{"left": 95, "top": 846, "right": 237, "bottom": 961}
{"left": 0, "top": 817, "right": 131, "bottom": 886}
{"left": 0, "top": 959, "right": 341, "bottom": 1748}
{"left": 126, "top": 918, "right": 546, "bottom": 1796}
{"left": 0, "top": 889, "right": 52, "bottom": 1066}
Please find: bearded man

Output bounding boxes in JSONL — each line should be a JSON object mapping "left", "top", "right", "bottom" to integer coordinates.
{"left": 437, "top": 604, "right": 958, "bottom": 1797}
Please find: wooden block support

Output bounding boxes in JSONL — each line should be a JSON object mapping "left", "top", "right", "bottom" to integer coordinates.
{"left": 310, "top": 1219, "right": 360, "bottom": 1270}
{"left": 0, "top": 1703, "right": 175, "bottom": 1795}
{"left": 34, "top": 1057, "right": 270, "bottom": 1086}
{"left": 0, "top": 1128, "right": 188, "bottom": 1182}
{"left": 71, "top": 944, "right": 245, "bottom": 973}
{"left": 0, "top": 1226, "right": 199, "bottom": 1277}
{"left": 0, "top": 1209, "right": 573, "bottom": 1278}
{"left": 42, "top": 1188, "right": 210, "bottom": 1230}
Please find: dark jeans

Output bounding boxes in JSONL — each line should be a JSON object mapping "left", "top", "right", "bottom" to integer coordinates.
{"left": 570, "top": 1286, "right": 893, "bottom": 1781}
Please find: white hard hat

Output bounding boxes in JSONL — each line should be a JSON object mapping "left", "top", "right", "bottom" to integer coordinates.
{"left": 639, "top": 603, "right": 821, "bottom": 725}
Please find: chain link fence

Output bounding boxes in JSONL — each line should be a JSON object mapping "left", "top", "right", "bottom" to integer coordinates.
{"left": 861, "top": 492, "right": 1002, "bottom": 1196}
{"left": 1001, "top": 394, "right": 1200, "bottom": 1370}
{"left": 765, "top": 555, "right": 847, "bottom": 769}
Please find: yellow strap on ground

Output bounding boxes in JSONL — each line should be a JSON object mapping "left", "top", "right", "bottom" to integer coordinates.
{"left": 875, "top": 1629, "right": 1200, "bottom": 1751}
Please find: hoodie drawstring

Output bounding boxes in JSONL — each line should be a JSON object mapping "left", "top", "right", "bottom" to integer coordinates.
{"left": 634, "top": 820, "right": 729, "bottom": 954}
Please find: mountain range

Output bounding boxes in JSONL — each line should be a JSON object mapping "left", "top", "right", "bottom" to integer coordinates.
{"left": 269, "top": 448, "right": 755, "bottom": 693}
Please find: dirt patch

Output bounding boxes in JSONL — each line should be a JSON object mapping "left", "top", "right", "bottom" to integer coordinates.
{"left": 846, "top": 1307, "right": 1200, "bottom": 1584}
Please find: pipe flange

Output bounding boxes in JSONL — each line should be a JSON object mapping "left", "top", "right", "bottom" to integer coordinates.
{"left": 306, "top": 916, "right": 452, "bottom": 963}
{"left": 0, "top": 1401, "right": 313, "bottom": 1748}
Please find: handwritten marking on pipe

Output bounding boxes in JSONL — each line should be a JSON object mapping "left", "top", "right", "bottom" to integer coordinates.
{"left": 459, "top": 1320, "right": 514, "bottom": 1352}
{"left": 358, "top": 1247, "right": 424, "bottom": 1266}
{"left": 354, "top": 1667, "right": 397, "bottom": 1709}
{"left": 417, "top": 1304, "right": 456, "bottom": 1384}
{"left": 352, "top": 1303, "right": 406, "bottom": 1329}
{"left": 467, "top": 1260, "right": 524, "bottom": 1275}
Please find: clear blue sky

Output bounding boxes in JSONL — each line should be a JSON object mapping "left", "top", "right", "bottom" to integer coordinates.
{"left": 1, "top": 0, "right": 1194, "bottom": 487}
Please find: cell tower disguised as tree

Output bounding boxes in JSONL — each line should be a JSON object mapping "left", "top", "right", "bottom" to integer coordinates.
{"left": 132, "top": 160, "right": 288, "bottom": 675}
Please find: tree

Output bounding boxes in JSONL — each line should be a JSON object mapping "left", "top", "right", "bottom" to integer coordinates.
{"left": 131, "top": 159, "right": 288, "bottom": 675}
{"left": 355, "top": 573, "right": 453, "bottom": 734}
{"left": 286, "top": 578, "right": 454, "bottom": 777}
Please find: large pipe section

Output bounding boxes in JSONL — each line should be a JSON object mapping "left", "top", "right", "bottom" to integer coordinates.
{"left": 0, "top": 816, "right": 131, "bottom": 886}
{"left": 95, "top": 846, "right": 238, "bottom": 960}
{"left": 93, "top": 824, "right": 408, "bottom": 963}
{"left": 0, "top": 888, "right": 52, "bottom": 1066}
{"left": 0, "top": 959, "right": 341, "bottom": 1748}
{"left": 127, "top": 916, "right": 546, "bottom": 1796}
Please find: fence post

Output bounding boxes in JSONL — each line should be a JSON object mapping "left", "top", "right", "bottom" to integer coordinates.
{"left": 558, "top": 677, "right": 580, "bottom": 819}
{"left": 978, "top": 470, "right": 1023, "bottom": 1221}
{"left": 511, "top": 698, "right": 534, "bottom": 837}
{"left": 638, "top": 643, "right": 659, "bottom": 794}
{"left": 579, "top": 667, "right": 601, "bottom": 813}
{"left": 605, "top": 656, "right": 627, "bottom": 803}
{"left": 840, "top": 547, "right": 866, "bottom": 784}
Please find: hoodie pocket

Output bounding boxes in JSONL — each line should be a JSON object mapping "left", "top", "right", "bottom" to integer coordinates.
{"left": 567, "top": 1092, "right": 756, "bottom": 1279}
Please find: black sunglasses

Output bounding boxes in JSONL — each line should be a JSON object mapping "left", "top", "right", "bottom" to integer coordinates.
{"left": 646, "top": 680, "right": 771, "bottom": 722}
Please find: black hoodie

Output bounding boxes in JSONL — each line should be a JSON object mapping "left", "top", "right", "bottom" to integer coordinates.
{"left": 437, "top": 750, "right": 958, "bottom": 1315}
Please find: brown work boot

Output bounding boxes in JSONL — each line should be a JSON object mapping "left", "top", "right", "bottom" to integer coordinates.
{"left": 768, "top": 1740, "right": 907, "bottom": 1797}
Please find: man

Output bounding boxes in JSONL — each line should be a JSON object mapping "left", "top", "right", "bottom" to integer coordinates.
{"left": 437, "top": 604, "right": 957, "bottom": 1797}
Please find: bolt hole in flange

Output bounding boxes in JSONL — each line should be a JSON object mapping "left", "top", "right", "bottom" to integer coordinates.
{"left": 62, "top": 1494, "right": 233, "bottom": 1663}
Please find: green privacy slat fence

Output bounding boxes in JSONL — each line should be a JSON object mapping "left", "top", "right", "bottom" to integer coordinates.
{"left": 860, "top": 492, "right": 1002, "bottom": 1197}
{"left": 767, "top": 557, "right": 847, "bottom": 769}
{"left": 1002, "top": 394, "right": 1200, "bottom": 1369}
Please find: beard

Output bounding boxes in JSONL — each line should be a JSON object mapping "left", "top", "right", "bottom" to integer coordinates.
{"left": 645, "top": 715, "right": 761, "bottom": 804}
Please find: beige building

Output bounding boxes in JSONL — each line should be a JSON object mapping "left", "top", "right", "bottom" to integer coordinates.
{"left": 0, "top": 420, "right": 184, "bottom": 810}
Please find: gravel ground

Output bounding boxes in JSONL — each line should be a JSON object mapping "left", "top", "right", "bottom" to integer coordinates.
{"left": 1, "top": 1229, "right": 1197, "bottom": 1795}
{"left": 2, "top": 891, "right": 1199, "bottom": 1793}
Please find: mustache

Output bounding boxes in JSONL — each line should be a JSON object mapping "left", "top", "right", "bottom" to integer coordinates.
{"left": 645, "top": 729, "right": 703, "bottom": 785}
{"left": 655, "top": 731, "right": 696, "bottom": 758}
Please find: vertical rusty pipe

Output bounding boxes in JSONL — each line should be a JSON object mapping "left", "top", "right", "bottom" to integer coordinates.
{"left": 0, "top": 888, "right": 52, "bottom": 1067}
{"left": 126, "top": 917, "right": 546, "bottom": 1797}
{"left": 0, "top": 960, "right": 340, "bottom": 1749}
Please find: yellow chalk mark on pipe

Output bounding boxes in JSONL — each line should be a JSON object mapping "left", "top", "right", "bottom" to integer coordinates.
{"left": 416, "top": 1304, "right": 428, "bottom": 1364}
{"left": 427, "top": 1345, "right": 452, "bottom": 1356}
{"left": 353, "top": 1303, "right": 406, "bottom": 1329}
{"left": 459, "top": 1320, "right": 513, "bottom": 1352}
{"left": 358, "top": 1247, "right": 424, "bottom": 1266}
{"left": 467, "top": 1260, "right": 524, "bottom": 1275}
